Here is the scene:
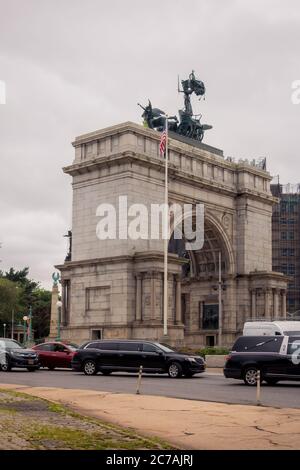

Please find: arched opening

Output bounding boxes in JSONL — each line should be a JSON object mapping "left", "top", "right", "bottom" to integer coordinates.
{"left": 168, "top": 215, "right": 233, "bottom": 279}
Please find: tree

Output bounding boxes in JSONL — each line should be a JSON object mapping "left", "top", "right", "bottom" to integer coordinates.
{"left": 31, "top": 289, "right": 51, "bottom": 339}
{"left": 0, "top": 278, "right": 19, "bottom": 335}
{"left": 0, "top": 268, "right": 51, "bottom": 340}
{"left": 1, "top": 267, "right": 38, "bottom": 307}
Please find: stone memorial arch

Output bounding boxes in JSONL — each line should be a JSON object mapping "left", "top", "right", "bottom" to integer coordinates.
{"left": 55, "top": 122, "right": 287, "bottom": 347}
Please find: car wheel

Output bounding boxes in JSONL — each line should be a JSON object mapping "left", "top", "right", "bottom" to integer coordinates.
{"left": 168, "top": 362, "right": 183, "bottom": 378}
{"left": 48, "top": 366, "right": 55, "bottom": 371}
{"left": 1, "top": 358, "right": 11, "bottom": 372}
{"left": 83, "top": 360, "right": 98, "bottom": 376}
{"left": 265, "top": 378, "right": 279, "bottom": 386}
{"left": 243, "top": 367, "right": 260, "bottom": 386}
{"left": 27, "top": 368, "right": 37, "bottom": 372}
{"left": 101, "top": 370, "right": 112, "bottom": 376}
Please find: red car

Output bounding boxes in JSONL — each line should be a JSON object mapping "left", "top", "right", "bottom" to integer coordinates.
{"left": 32, "top": 342, "right": 78, "bottom": 370}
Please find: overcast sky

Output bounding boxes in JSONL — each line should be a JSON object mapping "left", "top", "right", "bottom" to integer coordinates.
{"left": 0, "top": 0, "right": 300, "bottom": 289}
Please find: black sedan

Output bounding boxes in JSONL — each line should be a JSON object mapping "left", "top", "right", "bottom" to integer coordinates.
{"left": 72, "top": 339, "right": 206, "bottom": 378}
{"left": 0, "top": 338, "right": 39, "bottom": 372}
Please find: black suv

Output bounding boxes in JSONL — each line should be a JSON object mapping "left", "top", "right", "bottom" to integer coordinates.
{"left": 72, "top": 340, "right": 205, "bottom": 378}
{"left": 0, "top": 338, "right": 39, "bottom": 372}
{"left": 224, "top": 335, "right": 300, "bottom": 385}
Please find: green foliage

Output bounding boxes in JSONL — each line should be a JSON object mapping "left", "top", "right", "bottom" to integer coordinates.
{"left": 195, "top": 346, "right": 229, "bottom": 358}
{"left": 0, "top": 278, "right": 19, "bottom": 327}
{"left": 179, "top": 346, "right": 229, "bottom": 358}
{"left": 0, "top": 267, "right": 51, "bottom": 340}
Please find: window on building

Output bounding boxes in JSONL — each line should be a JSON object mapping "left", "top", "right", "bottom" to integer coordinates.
{"left": 281, "top": 264, "right": 288, "bottom": 274}
{"left": 288, "top": 264, "right": 295, "bottom": 275}
{"left": 91, "top": 329, "right": 102, "bottom": 340}
{"left": 202, "top": 304, "right": 219, "bottom": 330}
{"left": 289, "top": 232, "right": 295, "bottom": 240}
{"left": 206, "top": 336, "right": 215, "bottom": 347}
{"left": 281, "top": 232, "right": 287, "bottom": 240}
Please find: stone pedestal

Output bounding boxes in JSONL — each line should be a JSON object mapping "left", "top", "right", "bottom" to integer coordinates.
{"left": 48, "top": 284, "right": 59, "bottom": 340}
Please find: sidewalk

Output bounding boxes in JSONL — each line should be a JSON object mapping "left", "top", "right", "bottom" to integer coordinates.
{"left": 1, "top": 384, "right": 299, "bottom": 450}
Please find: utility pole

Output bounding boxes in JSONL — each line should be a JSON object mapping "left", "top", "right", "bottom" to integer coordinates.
{"left": 28, "top": 306, "right": 33, "bottom": 343}
{"left": 11, "top": 309, "right": 14, "bottom": 339}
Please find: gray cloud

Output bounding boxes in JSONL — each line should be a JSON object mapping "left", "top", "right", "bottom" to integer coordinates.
{"left": 0, "top": 0, "right": 300, "bottom": 287}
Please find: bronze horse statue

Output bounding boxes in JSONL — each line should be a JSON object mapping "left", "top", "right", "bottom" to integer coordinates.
{"left": 138, "top": 100, "right": 178, "bottom": 132}
{"left": 139, "top": 71, "right": 212, "bottom": 142}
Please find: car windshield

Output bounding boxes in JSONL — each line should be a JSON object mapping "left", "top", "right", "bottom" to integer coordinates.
{"left": 283, "top": 331, "right": 300, "bottom": 336}
{"left": 155, "top": 343, "right": 175, "bottom": 353}
{"left": 0, "top": 339, "right": 22, "bottom": 350}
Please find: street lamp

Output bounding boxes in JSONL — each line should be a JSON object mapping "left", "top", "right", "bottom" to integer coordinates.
{"left": 3, "top": 323, "right": 6, "bottom": 338}
{"left": 56, "top": 300, "right": 62, "bottom": 342}
{"left": 23, "top": 316, "right": 28, "bottom": 345}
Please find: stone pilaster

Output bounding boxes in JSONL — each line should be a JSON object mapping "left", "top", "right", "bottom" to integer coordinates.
{"left": 175, "top": 275, "right": 182, "bottom": 324}
{"left": 251, "top": 289, "right": 256, "bottom": 319}
{"left": 273, "top": 288, "right": 280, "bottom": 319}
{"left": 49, "top": 284, "right": 59, "bottom": 339}
{"left": 264, "top": 288, "right": 271, "bottom": 319}
{"left": 281, "top": 290, "right": 287, "bottom": 319}
{"left": 135, "top": 274, "right": 142, "bottom": 321}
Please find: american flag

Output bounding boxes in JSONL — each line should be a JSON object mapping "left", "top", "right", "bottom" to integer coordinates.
{"left": 159, "top": 126, "right": 167, "bottom": 157}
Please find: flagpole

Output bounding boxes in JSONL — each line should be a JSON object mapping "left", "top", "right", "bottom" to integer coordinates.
{"left": 163, "top": 116, "right": 169, "bottom": 337}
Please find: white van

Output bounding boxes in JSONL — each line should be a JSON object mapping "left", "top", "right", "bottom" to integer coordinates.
{"left": 243, "top": 321, "right": 300, "bottom": 336}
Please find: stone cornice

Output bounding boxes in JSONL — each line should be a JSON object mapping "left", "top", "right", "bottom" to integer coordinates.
{"left": 55, "top": 251, "right": 186, "bottom": 272}
{"left": 71, "top": 121, "right": 272, "bottom": 180}
{"left": 64, "top": 150, "right": 276, "bottom": 205}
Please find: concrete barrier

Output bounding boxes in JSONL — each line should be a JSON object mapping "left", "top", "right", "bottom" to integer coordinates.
{"left": 205, "top": 355, "right": 227, "bottom": 368}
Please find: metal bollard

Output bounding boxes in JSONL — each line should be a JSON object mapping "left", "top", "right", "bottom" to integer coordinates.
{"left": 256, "top": 370, "right": 261, "bottom": 406}
{"left": 136, "top": 365, "right": 143, "bottom": 395}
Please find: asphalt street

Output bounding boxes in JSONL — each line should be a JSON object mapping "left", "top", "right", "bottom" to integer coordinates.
{"left": 0, "top": 369, "right": 299, "bottom": 408}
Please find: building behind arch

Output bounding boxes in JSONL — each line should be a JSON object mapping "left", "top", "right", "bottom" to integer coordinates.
{"left": 53, "top": 122, "right": 288, "bottom": 348}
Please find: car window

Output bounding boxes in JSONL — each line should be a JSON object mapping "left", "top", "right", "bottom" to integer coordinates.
{"left": 54, "top": 344, "right": 68, "bottom": 352}
{"left": 100, "top": 342, "right": 119, "bottom": 351}
{"left": 38, "top": 344, "right": 55, "bottom": 351}
{"left": 64, "top": 342, "right": 79, "bottom": 349}
{"left": 0, "top": 339, "right": 22, "bottom": 350}
{"left": 232, "top": 336, "right": 283, "bottom": 353}
{"left": 118, "top": 343, "right": 142, "bottom": 352}
{"left": 155, "top": 343, "right": 175, "bottom": 353}
{"left": 65, "top": 345, "right": 77, "bottom": 351}
{"left": 287, "top": 339, "right": 300, "bottom": 355}
{"left": 85, "top": 342, "right": 101, "bottom": 349}
{"left": 143, "top": 343, "right": 159, "bottom": 353}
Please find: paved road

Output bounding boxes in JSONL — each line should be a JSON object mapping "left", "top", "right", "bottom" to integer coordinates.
{"left": 0, "top": 369, "right": 300, "bottom": 408}
{"left": 0, "top": 369, "right": 299, "bottom": 408}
